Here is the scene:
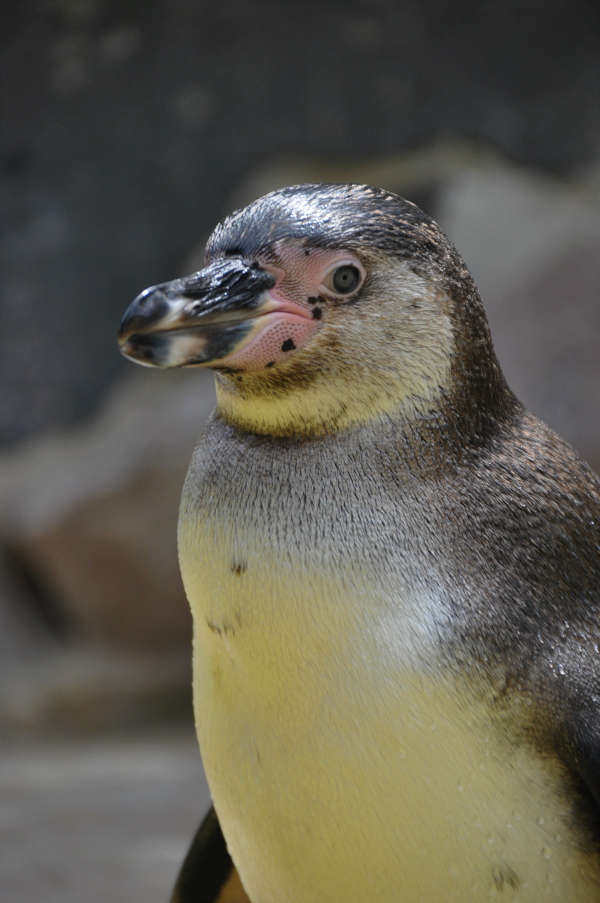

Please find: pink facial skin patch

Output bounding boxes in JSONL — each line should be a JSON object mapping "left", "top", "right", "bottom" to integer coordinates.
{"left": 213, "top": 243, "right": 365, "bottom": 371}
{"left": 219, "top": 310, "right": 321, "bottom": 370}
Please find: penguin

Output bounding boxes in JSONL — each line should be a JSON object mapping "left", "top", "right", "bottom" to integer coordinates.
{"left": 118, "top": 184, "right": 600, "bottom": 902}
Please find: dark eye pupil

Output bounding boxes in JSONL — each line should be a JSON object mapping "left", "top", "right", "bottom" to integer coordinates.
{"left": 332, "top": 265, "right": 360, "bottom": 294}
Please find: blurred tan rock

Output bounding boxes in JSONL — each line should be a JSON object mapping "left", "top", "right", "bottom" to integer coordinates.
{"left": 0, "top": 369, "right": 214, "bottom": 649}
{"left": 0, "top": 546, "right": 55, "bottom": 660}
{"left": 0, "top": 645, "right": 191, "bottom": 738}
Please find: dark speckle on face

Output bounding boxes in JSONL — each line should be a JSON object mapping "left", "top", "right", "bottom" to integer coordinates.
{"left": 281, "top": 338, "right": 296, "bottom": 352}
{"left": 266, "top": 361, "right": 275, "bottom": 368}
{"left": 231, "top": 560, "right": 247, "bottom": 575}
{"left": 206, "top": 181, "right": 515, "bottom": 445}
{"left": 312, "top": 306, "right": 322, "bottom": 320}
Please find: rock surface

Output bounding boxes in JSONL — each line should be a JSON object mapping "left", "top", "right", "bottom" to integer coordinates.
{"left": 0, "top": 371, "right": 211, "bottom": 735}
{"left": 0, "top": 370, "right": 213, "bottom": 648}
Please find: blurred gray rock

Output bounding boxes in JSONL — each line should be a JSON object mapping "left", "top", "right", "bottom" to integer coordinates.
{"left": 438, "top": 164, "right": 600, "bottom": 469}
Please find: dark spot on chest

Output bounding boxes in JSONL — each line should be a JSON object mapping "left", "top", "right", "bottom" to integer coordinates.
{"left": 281, "top": 338, "right": 296, "bottom": 352}
{"left": 311, "top": 306, "right": 322, "bottom": 320}
{"left": 492, "top": 865, "right": 520, "bottom": 892}
{"left": 212, "top": 661, "right": 222, "bottom": 690}
{"left": 231, "top": 560, "right": 247, "bottom": 575}
{"left": 206, "top": 617, "right": 236, "bottom": 638}
{"left": 266, "top": 361, "right": 275, "bottom": 368}
{"left": 307, "top": 296, "right": 319, "bottom": 305}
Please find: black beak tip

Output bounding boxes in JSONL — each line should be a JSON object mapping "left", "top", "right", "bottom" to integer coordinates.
{"left": 118, "top": 285, "right": 170, "bottom": 343}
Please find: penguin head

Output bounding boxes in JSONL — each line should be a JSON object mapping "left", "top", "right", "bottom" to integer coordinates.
{"left": 119, "top": 184, "right": 505, "bottom": 437}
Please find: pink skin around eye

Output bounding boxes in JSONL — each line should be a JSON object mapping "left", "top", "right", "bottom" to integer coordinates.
{"left": 217, "top": 245, "right": 362, "bottom": 371}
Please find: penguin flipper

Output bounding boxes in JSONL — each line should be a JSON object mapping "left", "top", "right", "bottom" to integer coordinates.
{"left": 171, "top": 807, "right": 252, "bottom": 903}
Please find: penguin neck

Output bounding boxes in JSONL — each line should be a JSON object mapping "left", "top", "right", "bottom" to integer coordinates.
{"left": 214, "top": 370, "right": 443, "bottom": 442}
{"left": 215, "top": 381, "right": 521, "bottom": 478}
{"left": 213, "top": 342, "right": 518, "bottom": 462}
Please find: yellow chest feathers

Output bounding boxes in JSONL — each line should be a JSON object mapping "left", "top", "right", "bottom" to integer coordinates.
{"left": 178, "top": 514, "right": 600, "bottom": 903}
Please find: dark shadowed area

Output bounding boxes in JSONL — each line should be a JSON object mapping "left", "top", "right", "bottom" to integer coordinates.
{"left": 1, "top": 1, "right": 599, "bottom": 900}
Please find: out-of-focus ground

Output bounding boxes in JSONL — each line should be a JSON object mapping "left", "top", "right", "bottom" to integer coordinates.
{"left": 2, "top": 1, "right": 600, "bottom": 901}
{"left": 1, "top": 729, "right": 208, "bottom": 903}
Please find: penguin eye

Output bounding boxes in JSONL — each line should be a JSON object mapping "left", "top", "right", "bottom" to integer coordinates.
{"left": 323, "top": 264, "right": 363, "bottom": 296}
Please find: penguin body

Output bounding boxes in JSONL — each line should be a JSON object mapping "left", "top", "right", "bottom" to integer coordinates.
{"left": 118, "top": 184, "right": 600, "bottom": 901}
{"left": 178, "top": 413, "right": 600, "bottom": 902}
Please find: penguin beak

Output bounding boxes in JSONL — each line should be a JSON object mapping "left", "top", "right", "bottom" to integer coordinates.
{"left": 118, "top": 258, "right": 279, "bottom": 368}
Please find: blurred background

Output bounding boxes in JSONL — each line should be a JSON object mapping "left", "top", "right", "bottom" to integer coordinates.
{"left": 1, "top": 1, "right": 599, "bottom": 900}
